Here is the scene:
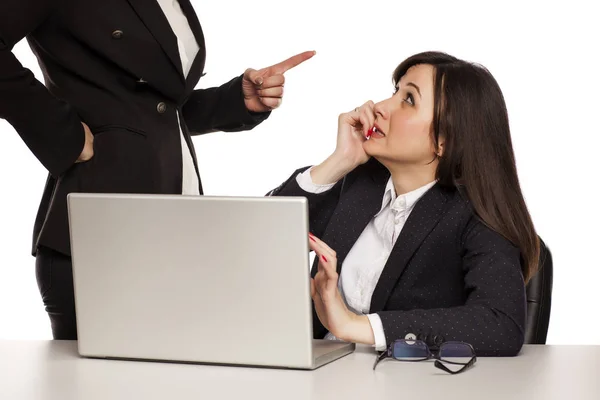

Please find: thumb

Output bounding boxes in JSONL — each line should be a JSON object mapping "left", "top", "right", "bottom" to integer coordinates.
{"left": 243, "top": 68, "right": 263, "bottom": 86}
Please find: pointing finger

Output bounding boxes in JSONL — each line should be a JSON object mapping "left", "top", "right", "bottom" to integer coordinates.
{"left": 270, "top": 50, "right": 316, "bottom": 74}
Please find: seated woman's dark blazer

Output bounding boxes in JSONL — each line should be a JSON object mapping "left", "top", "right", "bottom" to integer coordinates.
{"left": 268, "top": 158, "right": 527, "bottom": 356}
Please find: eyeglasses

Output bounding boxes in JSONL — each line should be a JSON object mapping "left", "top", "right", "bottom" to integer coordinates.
{"left": 373, "top": 339, "right": 477, "bottom": 374}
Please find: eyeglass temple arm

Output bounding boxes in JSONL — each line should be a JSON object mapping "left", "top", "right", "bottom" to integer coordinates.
{"left": 433, "top": 356, "right": 477, "bottom": 375}
{"left": 373, "top": 351, "right": 389, "bottom": 370}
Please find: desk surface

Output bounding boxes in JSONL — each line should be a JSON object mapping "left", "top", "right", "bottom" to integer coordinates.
{"left": 1, "top": 341, "right": 599, "bottom": 400}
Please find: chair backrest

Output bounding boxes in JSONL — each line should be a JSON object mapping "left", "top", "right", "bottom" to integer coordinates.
{"left": 524, "top": 238, "right": 553, "bottom": 344}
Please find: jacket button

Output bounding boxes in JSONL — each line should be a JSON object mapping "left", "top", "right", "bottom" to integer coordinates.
{"left": 157, "top": 102, "right": 167, "bottom": 113}
{"left": 112, "top": 30, "right": 124, "bottom": 39}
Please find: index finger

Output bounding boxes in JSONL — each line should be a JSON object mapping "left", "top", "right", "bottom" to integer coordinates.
{"left": 270, "top": 50, "right": 316, "bottom": 74}
{"left": 308, "top": 234, "right": 336, "bottom": 260}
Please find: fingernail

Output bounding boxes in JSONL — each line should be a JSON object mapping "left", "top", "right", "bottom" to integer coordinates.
{"left": 322, "top": 255, "right": 328, "bottom": 262}
{"left": 256, "top": 77, "right": 263, "bottom": 85}
{"left": 309, "top": 236, "right": 316, "bottom": 242}
{"left": 366, "top": 127, "right": 374, "bottom": 138}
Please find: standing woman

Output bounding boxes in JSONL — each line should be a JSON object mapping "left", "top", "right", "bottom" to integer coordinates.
{"left": 0, "top": 0, "right": 314, "bottom": 339}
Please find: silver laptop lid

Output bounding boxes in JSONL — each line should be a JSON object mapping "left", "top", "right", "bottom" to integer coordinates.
{"left": 68, "top": 193, "right": 314, "bottom": 368}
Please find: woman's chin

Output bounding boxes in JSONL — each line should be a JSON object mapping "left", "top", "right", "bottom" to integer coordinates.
{"left": 362, "top": 138, "right": 380, "bottom": 156}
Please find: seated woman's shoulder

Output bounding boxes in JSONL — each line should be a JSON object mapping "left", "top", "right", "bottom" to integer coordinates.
{"left": 447, "top": 187, "right": 520, "bottom": 252}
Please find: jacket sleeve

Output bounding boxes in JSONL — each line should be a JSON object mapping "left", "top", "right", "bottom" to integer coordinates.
{"left": 181, "top": 74, "right": 270, "bottom": 135}
{"left": 377, "top": 218, "right": 527, "bottom": 356}
{"left": 266, "top": 166, "right": 345, "bottom": 239}
{"left": 267, "top": 166, "right": 347, "bottom": 341}
{"left": 0, "top": 0, "right": 85, "bottom": 177}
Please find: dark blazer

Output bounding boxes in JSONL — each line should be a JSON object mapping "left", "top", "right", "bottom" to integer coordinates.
{"left": 0, "top": 0, "right": 268, "bottom": 256}
{"left": 269, "top": 159, "right": 527, "bottom": 356}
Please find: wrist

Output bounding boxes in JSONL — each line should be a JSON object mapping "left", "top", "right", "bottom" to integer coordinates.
{"left": 310, "top": 153, "right": 357, "bottom": 185}
{"left": 338, "top": 313, "right": 375, "bottom": 345}
{"left": 329, "top": 151, "right": 359, "bottom": 171}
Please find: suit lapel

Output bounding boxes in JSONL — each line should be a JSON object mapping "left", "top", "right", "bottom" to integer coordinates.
{"left": 177, "top": 0, "right": 206, "bottom": 53}
{"left": 315, "top": 161, "right": 390, "bottom": 276}
{"left": 177, "top": 0, "right": 207, "bottom": 93}
{"left": 125, "top": 0, "right": 185, "bottom": 80}
{"left": 369, "top": 184, "right": 452, "bottom": 312}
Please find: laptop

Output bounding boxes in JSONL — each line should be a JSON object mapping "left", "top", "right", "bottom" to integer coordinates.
{"left": 67, "top": 192, "right": 355, "bottom": 369}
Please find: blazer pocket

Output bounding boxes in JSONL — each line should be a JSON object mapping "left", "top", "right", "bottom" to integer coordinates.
{"left": 90, "top": 124, "right": 147, "bottom": 137}
{"left": 78, "top": 125, "right": 157, "bottom": 194}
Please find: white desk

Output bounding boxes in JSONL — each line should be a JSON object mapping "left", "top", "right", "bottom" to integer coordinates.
{"left": 1, "top": 341, "right": 598, "bottom": 400}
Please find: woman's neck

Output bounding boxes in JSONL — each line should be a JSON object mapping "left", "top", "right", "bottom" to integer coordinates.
{"left": 386, "top": 162, "right": 438, "bottom": 196}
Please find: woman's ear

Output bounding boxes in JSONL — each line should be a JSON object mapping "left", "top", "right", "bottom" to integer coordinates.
{"left": 436, "top": 136, "right": 445, "bottom": 157}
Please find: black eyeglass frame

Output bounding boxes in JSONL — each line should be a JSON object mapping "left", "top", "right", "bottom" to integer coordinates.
{"left": 373, "top": 339, "right": 477, "bottom": 374}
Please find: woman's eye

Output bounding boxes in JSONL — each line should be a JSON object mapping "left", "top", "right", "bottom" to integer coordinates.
{"left": 403, "top": 93, "right": 414, "bottom": 105}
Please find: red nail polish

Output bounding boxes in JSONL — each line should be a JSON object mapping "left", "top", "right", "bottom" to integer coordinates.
{"left": 322, "top": 255, "right": 328, "bottom": 262}
{"left": 366, "top": 127, "right": 374, "bottom": 138}
{"left": 309, "top": 236, "right": 316, "bottom": 242}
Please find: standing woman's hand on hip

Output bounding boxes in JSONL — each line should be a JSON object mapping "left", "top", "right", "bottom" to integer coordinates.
{"left": 75, "top": 122, "right": 94, "bottom": 163}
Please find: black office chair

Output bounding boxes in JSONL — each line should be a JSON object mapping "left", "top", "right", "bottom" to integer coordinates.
{"left": 524, "top": 238, "right": 553, "bottom": 344}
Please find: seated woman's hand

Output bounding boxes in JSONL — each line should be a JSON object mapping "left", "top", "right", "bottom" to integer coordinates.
{"left": 308, "top": 233, "right": 353, "bottom": 339}
{"left": 309, "top": 102, "right": 376, "bottom": 185}
{"left": 334, "top": 101, "right": 375, "bottom": 168}
{"left": 308, "top": 233, "right": 375, "bottom": 345}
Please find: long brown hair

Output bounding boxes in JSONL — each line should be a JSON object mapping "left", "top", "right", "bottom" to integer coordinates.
{"left": 393, "top": 52, "right": 540, "bottom": 283}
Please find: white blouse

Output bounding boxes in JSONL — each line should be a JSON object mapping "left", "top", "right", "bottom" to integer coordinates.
{"left": 156, "top": 0, "right": 200, "bottom": 195}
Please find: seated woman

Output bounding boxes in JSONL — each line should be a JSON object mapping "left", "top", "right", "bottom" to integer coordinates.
{"left": 268, "top": 51, "right": 539, "bottom": 356}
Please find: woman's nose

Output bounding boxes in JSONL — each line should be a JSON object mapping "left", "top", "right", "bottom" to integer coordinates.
{"left": 373, "top": 101, "right": 389, "bottom": 120}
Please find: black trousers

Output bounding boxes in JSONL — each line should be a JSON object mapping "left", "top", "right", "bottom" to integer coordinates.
{"left": 35, "top": 246, "right": 78, "bottom": 339}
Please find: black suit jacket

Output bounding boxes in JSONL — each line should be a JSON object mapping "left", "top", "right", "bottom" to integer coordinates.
{"left": 269, "top": 159, "right": 527, "bottom": 356}
{"left": 0, "top": 0, "right": 268, "bottom": 256}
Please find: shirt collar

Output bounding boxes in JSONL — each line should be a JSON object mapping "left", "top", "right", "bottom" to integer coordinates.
{"left": 375, "top": 178, "right": 437, "bottom": 217}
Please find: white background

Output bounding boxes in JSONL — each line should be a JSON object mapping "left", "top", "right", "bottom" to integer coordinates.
{"left": 1, "top": 0, "right": 598, "bottom": 343}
